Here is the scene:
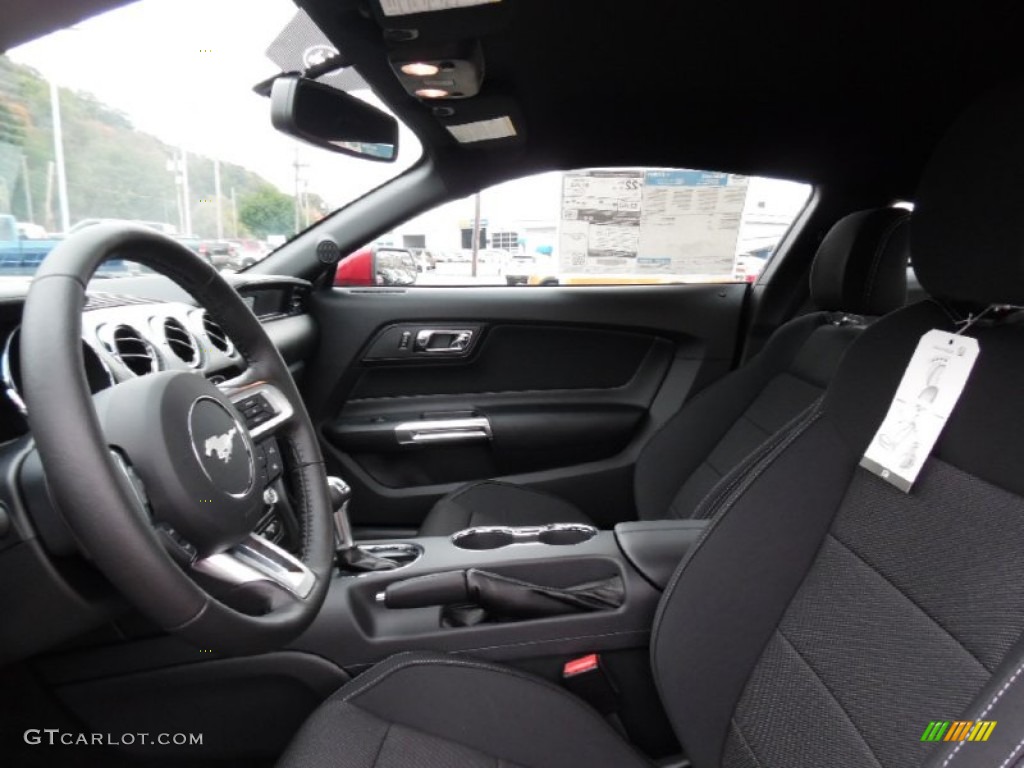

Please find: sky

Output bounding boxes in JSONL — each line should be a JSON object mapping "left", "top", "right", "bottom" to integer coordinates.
{"left": 8, "top": 0, "right": 809, "bottom": 226}
{"left": 8, "top": 0, "right": 422, "bottom": 209}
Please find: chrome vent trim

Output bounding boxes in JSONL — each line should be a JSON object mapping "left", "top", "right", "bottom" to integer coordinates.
{"left": 202, "top": 312, "right": 235, "bottom": 356}
{"left": 110, "top": 324, "right": 159, "bottom": 376}
{"left": 288, "top": 287, "right": 309, "bottom": 315}
{"left": 163, "top": 316, "right": 200, "bottom": 367}
{"left": 85, "top": 293, "right": 153, "bottom": 311}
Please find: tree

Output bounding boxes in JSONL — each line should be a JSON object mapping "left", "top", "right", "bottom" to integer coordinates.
{"left": 238, "top": 185, "right": 294, "bottom": 239}
{"left": 0, "top": 55, "right": 326, "bottom": 235}
{"left": 303, "top": 191, "right": 329, "bottom": 225}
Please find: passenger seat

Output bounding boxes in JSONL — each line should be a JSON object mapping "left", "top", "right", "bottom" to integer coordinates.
{"left": 419, "top": 207, "right": 910, "bottom": 535}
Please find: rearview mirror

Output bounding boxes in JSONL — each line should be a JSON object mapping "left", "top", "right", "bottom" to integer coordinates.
{"left": 271, "top": 76, "right": 398, "bottom": 162}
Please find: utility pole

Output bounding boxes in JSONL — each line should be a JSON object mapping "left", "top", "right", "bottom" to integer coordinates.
{"left": 180, "top": 147, "right": 192, "bottom": 236}
{"left": 49, "top": 80, "right": 70, "bottom": 233}
{"left": 471, "top": 191, "right": 482, "bottom": 279}
{"left": 292, "top": 147, "right": 305, "bottom": 235}
{"left": 302, "top": 178, "right": 310, "bottom": 228}
{"left": 44, "top": 161, "right": 54, "bottom": 232}
{"left": 20, "top": 155, "right": 34, "bottom": 224}
{"left": 214, "top": 158, "right": 223, "bottom": 240}
{"left": 231, "top": 187, "right": 238, "bottom": 237}
{"left": 167, "top": 157, "right": 183, "bottom": 232}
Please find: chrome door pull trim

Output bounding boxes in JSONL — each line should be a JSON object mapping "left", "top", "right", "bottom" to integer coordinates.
{"left": 414, "top": 329, "right": 474, "bottom": 353}
{"left": 394, "top": 416, "right": 492, "bottom": 445}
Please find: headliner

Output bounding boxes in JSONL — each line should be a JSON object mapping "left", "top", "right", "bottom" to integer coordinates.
{"left": 1, "top": 0, "right": 136, "bottom": 54}
{"left": 6, "top": 0, "right": 1024, "bottom": 198}
{"left": 302, "top": 0, "right": 1024, "bottom": 197}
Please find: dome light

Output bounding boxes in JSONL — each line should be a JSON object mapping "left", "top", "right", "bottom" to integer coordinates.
{"left": 401, "top": 62, "right": 440, "bottom": 77}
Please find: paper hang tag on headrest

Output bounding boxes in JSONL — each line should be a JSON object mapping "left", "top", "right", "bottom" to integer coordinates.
{"left": 860, "top": 329, "right": 980, "bottom": 492}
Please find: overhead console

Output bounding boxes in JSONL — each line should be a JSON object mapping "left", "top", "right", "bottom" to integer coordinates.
{"left": 296, "top": 0, "right": 526, "bottom": 159}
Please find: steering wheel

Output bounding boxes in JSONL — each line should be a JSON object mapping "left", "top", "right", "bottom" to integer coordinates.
{"left": 20, "top": 224, "right": 334, "bottom": 652}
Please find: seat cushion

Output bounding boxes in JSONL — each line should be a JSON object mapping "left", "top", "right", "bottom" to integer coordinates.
{"left": 277, "top": 652, "right": 651, "bottom": 768}
{"left": 419, "top": 480, "right": 593, "bottom": 536}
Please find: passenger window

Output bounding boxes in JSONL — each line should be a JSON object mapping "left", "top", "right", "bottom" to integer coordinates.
{"left": 368, "top": 168, "right": 810, "bottom": 287}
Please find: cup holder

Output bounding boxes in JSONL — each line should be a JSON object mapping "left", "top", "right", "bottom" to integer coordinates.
{"left": 452, "top": 524, "right": 598, "bottom": 550}
{"left": 453, "top": 529, "right": 516, "bottom": 550}
{"left": 360, "top": 542, "right": 423, "bottom": 568}
{"left": 536, "top": 526, "right": 596, "bottom": 546}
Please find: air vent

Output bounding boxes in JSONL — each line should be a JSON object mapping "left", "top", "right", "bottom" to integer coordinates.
{"left": 111, "top": 325, "right": 158, "bottom": 376}
{"left": 288, "top": 287, "right": 309, "bottom": 315}
{"left": 202, "top": 313, "right": 235, "bottom": 356}
{"left": 163, "top": 317, "right": 199, "bottom": 367}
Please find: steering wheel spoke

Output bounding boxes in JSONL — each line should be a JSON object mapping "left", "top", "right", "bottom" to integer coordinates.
{"left": 221, "top": 380, "right": 295, "bottom": 441}
{"left": 193, "top": 533, "right": 316, "bottom": 600}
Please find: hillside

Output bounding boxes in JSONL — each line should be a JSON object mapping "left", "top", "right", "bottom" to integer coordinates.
{"left": 0, "top": 55, "right": 316, "bottom": 239}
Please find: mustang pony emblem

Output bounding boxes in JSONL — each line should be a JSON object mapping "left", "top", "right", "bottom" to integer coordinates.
{"left": 204, "top": 427, "right": 238, "bottom": 463}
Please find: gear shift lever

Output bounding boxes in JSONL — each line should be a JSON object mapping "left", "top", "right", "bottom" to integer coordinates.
{"left": 327, "top": 476, "right": 399, "bottom": 573}
{"left": 327, "top": 476, "right": 355, "bottom": 550}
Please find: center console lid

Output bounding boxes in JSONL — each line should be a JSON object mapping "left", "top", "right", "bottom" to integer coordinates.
{"left": 614, "top": 519, "right": 708, "bottom": 590}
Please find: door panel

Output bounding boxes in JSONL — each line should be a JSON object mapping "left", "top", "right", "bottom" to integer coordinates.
{"left": 349, "top": 324, "right": 660, "bottom": 398}
{"left": 303, "top": 284, "right": 748, "bottom": 532}
{"left": 328, "top": 324, "right": 667, "bottom": 486}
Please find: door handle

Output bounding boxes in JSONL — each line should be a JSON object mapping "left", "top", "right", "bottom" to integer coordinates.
{"left": 414, "top": 329, "right": 474, "bottom": 354}
{"left": 394, "top": 416, "right": 492, "bottom": 445}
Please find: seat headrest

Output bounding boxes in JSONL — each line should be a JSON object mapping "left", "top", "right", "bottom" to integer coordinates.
{"left": 914, "top": 85, "right": 1024, "bottom": 305}
{"left": 810, "top": 207, "right": 910, "bottom": 315}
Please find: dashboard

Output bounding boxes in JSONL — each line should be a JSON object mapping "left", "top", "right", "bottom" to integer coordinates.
{"left": 0, "top": 273, "right": 319, "bottom": 664}
{"left": 0, "top": 275, "right": 314, "bottom": 444}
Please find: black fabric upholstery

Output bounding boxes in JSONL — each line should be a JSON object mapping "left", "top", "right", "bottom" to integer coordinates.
{"left": 924, "top": 635, "right": 1024, "bottom": 768}
{"left": 286, "top": 301, "right": 1024, "bottom": 768}
{"left": 809, "top": 207, "right": 910, "bottom": 314}
{"left": 417, "top": 480, "right": 591, "bottom": 537}
{"left": 645, "top": 314, "right": 833, "bottom": 520}
{"left": 727, "top": 461, "right": 1024, "bottom": 767}
{"left": 285, "top": 90, "right": 1024, "bottom": 768}
{"left": 653, "top": 299, "right": 1024, "bottom": 768}
{"left": 650, "top": 403, "right": 849, "bottom": 768}
{"left": 914, "top": 84, "right": 1024, "bottom": 306}
{"left": 418, "top": 208, "right": 909, "bottom": 537}
{"left": 277, "top": 652, "right": 652, "bottom": 768}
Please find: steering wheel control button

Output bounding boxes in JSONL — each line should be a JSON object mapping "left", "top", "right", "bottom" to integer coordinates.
{"left": 236, "top": 393, "right": 278, "bottom": 430}
{"left": 260, "top": 439, "right": 284, "bottom": 480}
{"left": 259, "top": 515, "right": 283, "bottom": 543}
{"left": 157, "top": 525, "right": 198, "bottom": 565}
{"left": 229, "top": 384, "right": 294, "bottom": 440}
{"left": 189, "top": 397, "right": 254, "bottom": 497}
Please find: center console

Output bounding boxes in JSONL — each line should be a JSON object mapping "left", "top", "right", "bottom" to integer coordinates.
{"left": 287, "top": 488, "right": 707, "bottom": 672}
{"left": 36, "top": 478, "right": 707, "bottom": 763}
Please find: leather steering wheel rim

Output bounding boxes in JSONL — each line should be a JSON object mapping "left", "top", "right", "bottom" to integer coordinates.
{"left": 20, "top": 223, "right": 333, "bottom": 653}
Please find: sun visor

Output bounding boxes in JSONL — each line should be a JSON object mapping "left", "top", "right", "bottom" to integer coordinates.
{"left": 432, "top": 94, "right": 525, "bottom": 149}
{"left": 265, "top": 10, "right": 368, "bottom": 92}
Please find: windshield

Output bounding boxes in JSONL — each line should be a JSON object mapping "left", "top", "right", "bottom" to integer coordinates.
{"left": 0, "top": 0, "right": 421, "bottom": 281}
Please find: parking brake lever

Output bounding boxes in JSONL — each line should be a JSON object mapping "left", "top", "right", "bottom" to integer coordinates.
{"left": 381, "top": 568, "right": 625, "bottom": 618}
{"left": 327, "top": 476, "right": 398, "bottom": 573}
